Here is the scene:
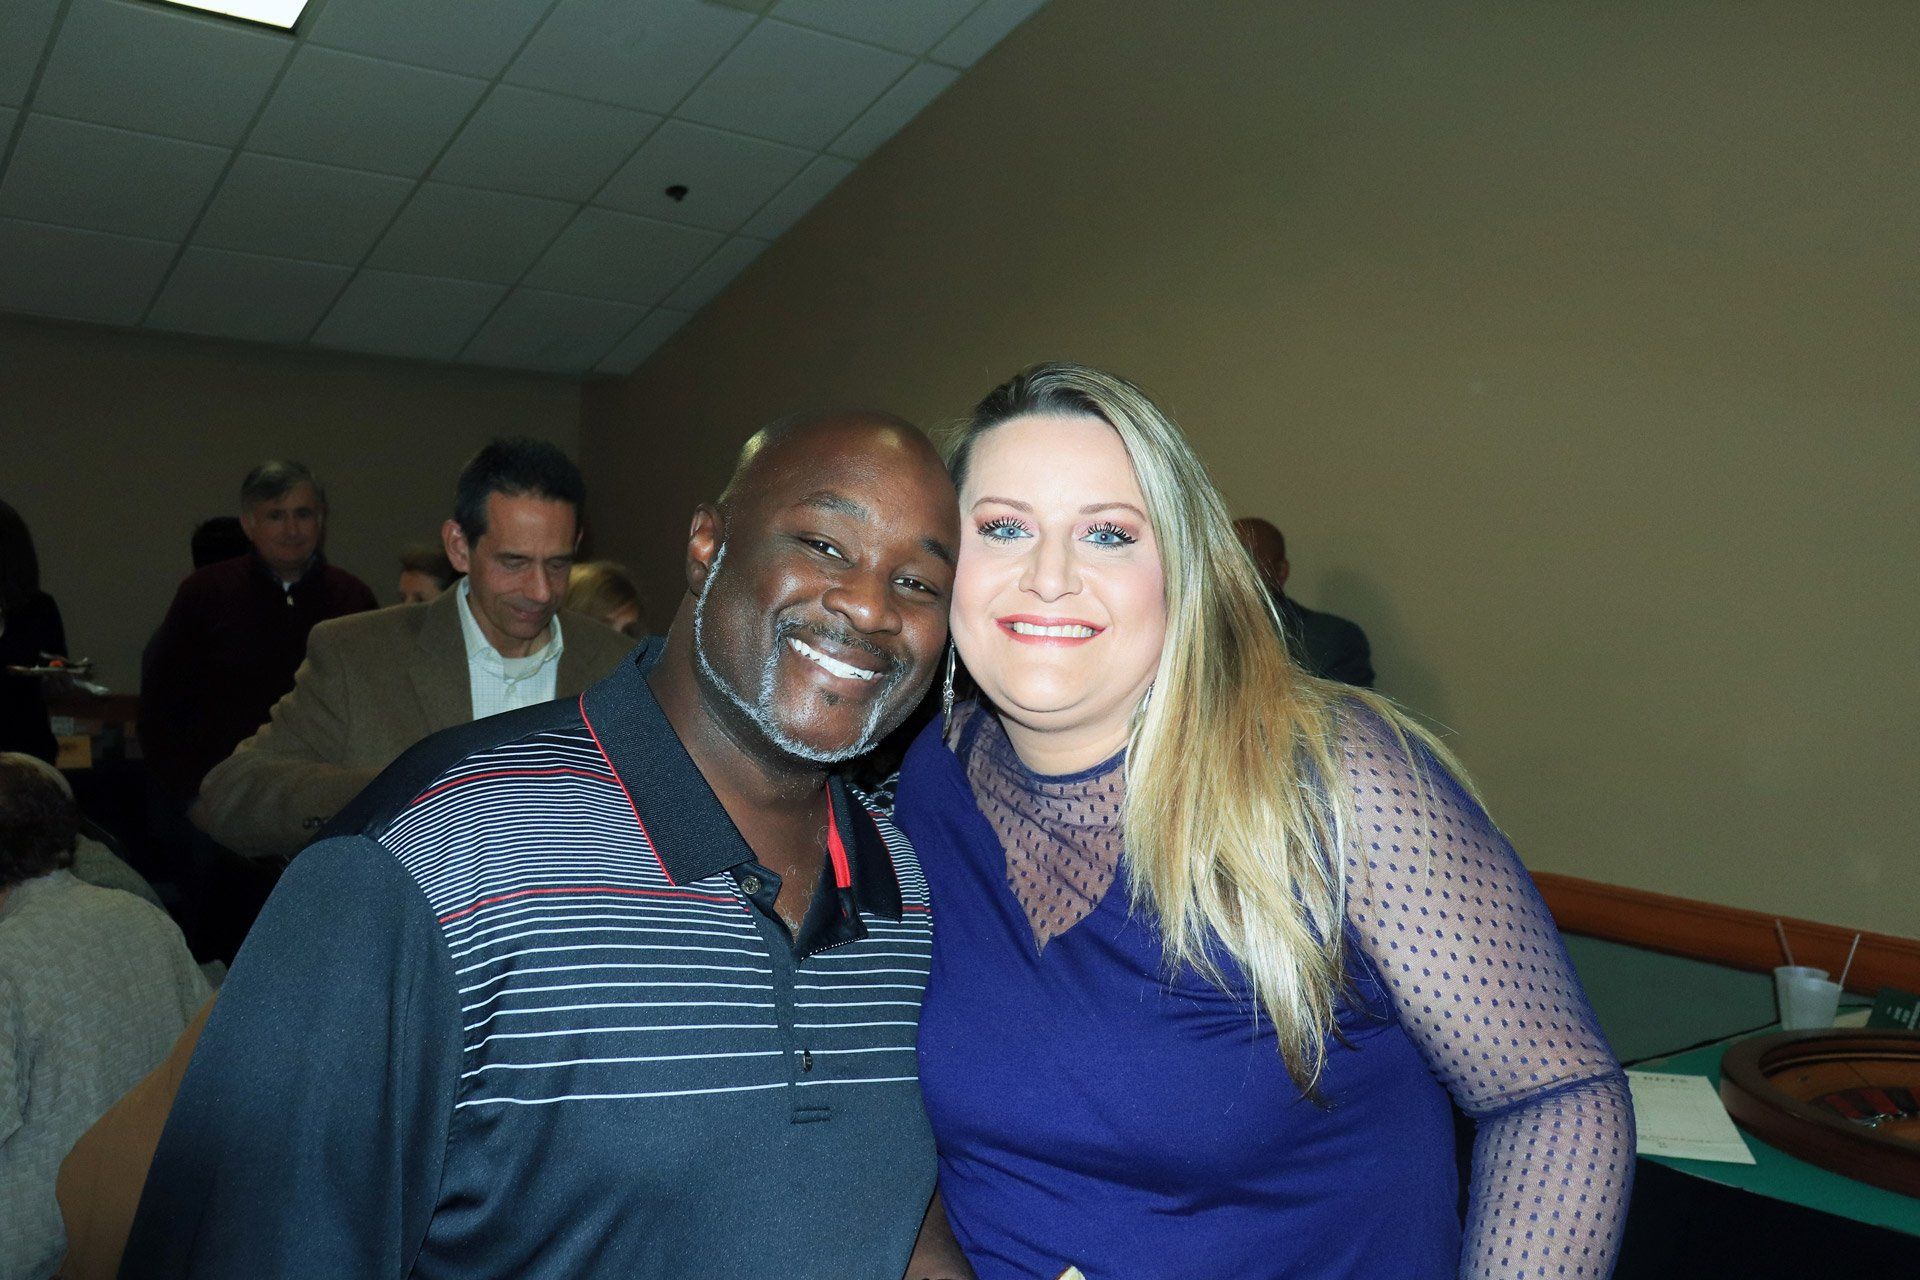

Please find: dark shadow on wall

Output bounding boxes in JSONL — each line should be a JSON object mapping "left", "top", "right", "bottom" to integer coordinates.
{"left": 1310, "top": 566, "right": 1457, "bottom": 736}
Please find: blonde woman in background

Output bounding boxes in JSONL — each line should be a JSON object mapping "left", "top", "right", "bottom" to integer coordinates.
{"left": 893, "top": 363, "right": 1633, "bottom": 1279}
{"left": 566, "top": 560, "right": 647, "bottom": 638}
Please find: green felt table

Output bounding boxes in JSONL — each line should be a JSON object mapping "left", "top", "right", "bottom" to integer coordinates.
{"left": 1638, "top": 1035, "right": 1920, "bottom": 1236}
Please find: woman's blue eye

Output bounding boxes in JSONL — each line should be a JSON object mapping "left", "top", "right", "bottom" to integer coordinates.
{"left": 978, "top": 517, "right": 1030, "bottom": 540}
{"left": 1083, "top": 522, "right": 1136, "bottom": 547}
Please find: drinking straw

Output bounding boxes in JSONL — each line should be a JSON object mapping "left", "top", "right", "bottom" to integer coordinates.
{"left": 1837, "top": 932, "right": 1862, "bottom": 989}
{"left": 1773, "top": 919, "right": 1796, "bottom": 967}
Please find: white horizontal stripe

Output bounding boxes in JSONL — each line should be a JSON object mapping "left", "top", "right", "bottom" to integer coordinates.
{"left": 796, "top": 1075, "right": 919, "bottom": 1088}
{"left": 462, "top": 1048, "right": 783, "bottom": 1077}
{"left": 468, "top": 1023, "right": 779, "bottom": 1051}
{"left": 456, "top": 1080, "right": 791, "bottom": 1109}
{"left": 451, "top": 922, "right": 760, "bottom": 960}
{"left": 792, "top": 1020, "right": 920, "bottom": 1030}
{"left": 465, "top": 998, "right": 775, "bottom": 1032}
{"left": 463, "top": 979, "right": 778, "bottom": 1013}
{"left": 456, "top": 942, "right": 766, "bottom": 976}
{"left": 461, "top": 960, "right": 771, "bottom": 997}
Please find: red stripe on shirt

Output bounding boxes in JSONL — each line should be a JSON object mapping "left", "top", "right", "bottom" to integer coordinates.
{"left": 411, "top": 766, "right": 619, "bottom": 806}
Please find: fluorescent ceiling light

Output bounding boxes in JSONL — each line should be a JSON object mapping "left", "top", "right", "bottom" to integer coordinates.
{"left": 157, "top": 0, "right": 312, "bottom": 29}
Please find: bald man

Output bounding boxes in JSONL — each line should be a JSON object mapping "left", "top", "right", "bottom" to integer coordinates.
{"left": 1233, "top": 517, "right": 1375, "bottom": 688}
{"left": 124, "top": 412, "right": 968, "bottom": 1279}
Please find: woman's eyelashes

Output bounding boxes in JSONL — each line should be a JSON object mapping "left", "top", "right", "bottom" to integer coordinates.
{"left": 976, "top": 515, "right": 1032, "bottom": 541}
{"left": 973, "top": 515, "right": 1139, "bottom": 549}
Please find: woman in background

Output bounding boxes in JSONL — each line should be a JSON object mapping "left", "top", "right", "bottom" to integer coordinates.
{"left": 0, "top": 500, "right": 68, "bottom": 764}
{"left": 566, "top": 560, "right": 647, "bottom": 638}
{"left": 895, "top": 364, "right": 1633, "bottom": 1279}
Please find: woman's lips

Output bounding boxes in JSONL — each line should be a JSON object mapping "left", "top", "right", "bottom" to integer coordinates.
{"left": 997, "top": 615, "right": 1103, "bottom": 645}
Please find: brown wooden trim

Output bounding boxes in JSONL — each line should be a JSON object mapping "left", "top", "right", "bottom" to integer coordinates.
{"left": 1533, "top": 871, "right": 1920, "bottom": 996}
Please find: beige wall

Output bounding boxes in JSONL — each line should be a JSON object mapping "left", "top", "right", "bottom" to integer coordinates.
{"left": 0, "top": 316, "right": 579, "bottom": 691}
{"left": 582, "top": 0, "right": 1920, "bottom": 935}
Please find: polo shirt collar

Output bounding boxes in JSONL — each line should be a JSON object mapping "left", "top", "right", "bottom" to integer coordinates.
{"left": 580, "top": 638, "right": 903, "bottom": 921}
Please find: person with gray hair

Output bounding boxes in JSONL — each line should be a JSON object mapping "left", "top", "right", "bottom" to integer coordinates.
{"left": 138, "top": 460, "right": 377, "bottom": 804}
{"left": 0, "top": 753, "right": 208, "bottom": 1280}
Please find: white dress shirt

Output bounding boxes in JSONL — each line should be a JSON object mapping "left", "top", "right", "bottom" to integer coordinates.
{"left": 456, "top": 578, "right": 564, "bottom": 720}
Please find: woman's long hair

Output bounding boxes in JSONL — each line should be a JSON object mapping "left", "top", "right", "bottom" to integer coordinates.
{"left": 949, "top": 363, "right": 1468, "bottom": 1090}
{"left": 0, "top": 500, "right": 42, "bottom": 615}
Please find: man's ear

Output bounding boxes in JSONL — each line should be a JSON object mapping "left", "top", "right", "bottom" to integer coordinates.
{"left": 686, "top": 505, "right": 723, "bottom": 595}
{"left": 442, "top": 518, "right": 472, "bottom": 575}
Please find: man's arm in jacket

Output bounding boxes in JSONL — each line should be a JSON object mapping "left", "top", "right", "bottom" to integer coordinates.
{"left": 190, "top": 624, "right": 379, "bottom": 858}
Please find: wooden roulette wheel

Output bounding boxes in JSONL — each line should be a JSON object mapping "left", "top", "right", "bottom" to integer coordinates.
{"left": 1720, "top": 1029, "right": 1920, "bottom": 1198}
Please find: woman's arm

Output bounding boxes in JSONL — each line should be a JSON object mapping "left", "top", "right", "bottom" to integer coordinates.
{"left": 1338, "top": 712, "right": 1634, "bottom": 1279}
{"left": 904, "top": 1188, "right": 976, "bottom": 1280}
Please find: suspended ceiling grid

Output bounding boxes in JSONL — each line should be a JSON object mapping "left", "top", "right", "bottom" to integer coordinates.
{"left": 0, "top": 0, "right": 1048, "bottom": 376}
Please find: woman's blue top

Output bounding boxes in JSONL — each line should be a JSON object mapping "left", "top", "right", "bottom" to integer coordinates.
{"left": 894, "top": 708, "right": 1632, "bottom": 1280}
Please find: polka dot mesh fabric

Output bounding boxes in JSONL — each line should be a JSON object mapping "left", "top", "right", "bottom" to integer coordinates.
{"left": 1338, "top": 710, "right": 1634, "bottom": 1278}
{"left": 955, "top": 704, "right": 1635, "bottom": 1277}
{"left": 966, "top": 714, "right": 1127, "bottom": 951}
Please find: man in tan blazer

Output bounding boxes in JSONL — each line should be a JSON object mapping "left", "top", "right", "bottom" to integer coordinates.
{"left": 192, "top": 438, "right": 635, "bottom": 859}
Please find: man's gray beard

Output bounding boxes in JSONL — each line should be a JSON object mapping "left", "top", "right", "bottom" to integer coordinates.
{"left": 692, "top": 542, "right": 891, "bottom": 765}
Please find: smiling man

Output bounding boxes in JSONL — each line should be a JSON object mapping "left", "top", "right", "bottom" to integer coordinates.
{"left": 191, "top": 439, "right": 633, "bottom": 860}
{"left": 126, "top": 412, "right": 971, "bottom": 1280}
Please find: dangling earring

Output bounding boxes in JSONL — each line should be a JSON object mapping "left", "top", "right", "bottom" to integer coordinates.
{"left": 940, "top": 643, "right": 957, "bottom": 729}
{"left": 1134, "top": 681, "right": 1155, "bottom": 722}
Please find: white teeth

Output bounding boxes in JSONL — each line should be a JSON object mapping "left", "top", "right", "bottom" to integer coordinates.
{"left": 788, "top": 637, "right": 877, "bottom": 681}
{"left": 1008, "top": 621, "right": 1097, "bottom": 638}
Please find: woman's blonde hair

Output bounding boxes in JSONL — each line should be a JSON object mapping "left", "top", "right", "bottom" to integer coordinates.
{"left": 566, "top": 560, "right": 646, "bottom": 634}
{"left": 949, "top": 363, "right": 1464, "bottom": 1090}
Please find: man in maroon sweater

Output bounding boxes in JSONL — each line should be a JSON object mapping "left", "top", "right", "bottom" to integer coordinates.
{"left": 139, "top": 462, "right": 377, "bottom": 805}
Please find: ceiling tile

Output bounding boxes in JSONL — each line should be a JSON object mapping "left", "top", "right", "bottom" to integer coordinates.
{"left": 0, "top": 0, "right": 61, "bottom": 107}
{"left": 662, "top": 235, "right": 767, "bottom": 311}
{"left": 0, "top": 114, "right": 228, "bottom": 240}
{"left": 0, "top": 218, "right": 175, "bottom": 325}
{"left": 679, "top": 20, "right": 911, "bottom": 150}
{"left": 312, "top": 269, "right": 506, "bottom": 361}
{"left": 432, "top": 86, "right": 659, "bottom": 203}
{"left": 368, "top": 182, "right": 576, "bottom": 284}
{"left": 928, "top": 0, "right": 1049, "bottom": 68}
{"left": 462, "top": 287, "right": 645, "bottom": 373}
{"left": 770, "top": 0, "right": 979, "bottom": 56}
{"left": 248, "top": 46, "right": 486, "bottom": 178}
{"left": 195, "top": 153, "right": 415, "bottom": 264}
{"left": 145, "top": 246, "right": 351, "bottom": 343}
{"left": 597, "top": 120, "right": 810, "bottom": 232}
{"left": 34, "top": 0, "right": 288, "bottom": 146}
{"left": 524, "top": 207, "right": 722, "bottom": 306}
{"left": 828, "top": 60, "right": 957, "bottom": 160}
{"left": 307, "top": 0, "right": 551, "bottom": 79}
{"left": 507, "top": 0, "right": 754, "bottom": 115}
{"left": 596, "top": 307, "right": 691, "bottom": 375}
{"left": 740, "top": 154, "right": 854, "bottom": 239}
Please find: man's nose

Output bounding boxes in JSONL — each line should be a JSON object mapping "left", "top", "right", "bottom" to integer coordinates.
{"left": 823, "top": 569, "right": 901, "bottom": 635}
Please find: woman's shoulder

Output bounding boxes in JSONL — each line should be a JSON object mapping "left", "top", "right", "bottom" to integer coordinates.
{"left": 894, "top": 703, "right": 988, "bottom": 818}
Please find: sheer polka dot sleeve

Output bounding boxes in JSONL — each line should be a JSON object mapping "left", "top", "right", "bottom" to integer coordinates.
{"left": 1339, "top": 712, "right": 1635, "bottom": 1279}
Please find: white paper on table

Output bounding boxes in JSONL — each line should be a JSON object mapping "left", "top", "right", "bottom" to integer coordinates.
{"left": 1626, "top": 1070, "right": 1756, "bottom": 1164}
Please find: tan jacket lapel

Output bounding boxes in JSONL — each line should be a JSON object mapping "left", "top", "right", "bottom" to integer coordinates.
{"left": 409, "top": 589, "right": 473, "bottom": 733}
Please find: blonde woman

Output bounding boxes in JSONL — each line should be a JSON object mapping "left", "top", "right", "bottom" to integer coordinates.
{"left": 894, "top": 364, "right": 1632, "bottom": 1279}
{"left": 565, "top": 560, "right": 647, "bottom": 637}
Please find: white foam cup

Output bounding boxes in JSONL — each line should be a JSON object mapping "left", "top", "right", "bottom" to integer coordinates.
{"left": 1773, "top": 965, "right": 1841, "bottom": 1030}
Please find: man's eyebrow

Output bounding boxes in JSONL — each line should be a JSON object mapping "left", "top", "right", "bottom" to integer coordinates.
{"left": 797, "top": 491, "right": 871, "bottom": 520}
{"left": 921, "top": 537, "right": 956, "bottom": 568}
